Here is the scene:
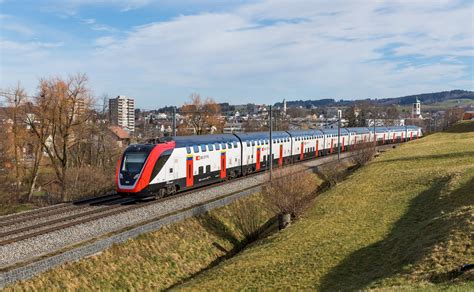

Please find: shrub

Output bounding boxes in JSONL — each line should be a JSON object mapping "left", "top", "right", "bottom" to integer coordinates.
{"left": 262, "top": 166, "right": 319, "bottom": 220}
{"left": 230, "top": 197, "right": 266, "bottom": 242}
{"left": 318, "top": 161, "right": 346, "bottom": 187}
{"left": 351, "top": 142, "right": 376, "bottom": 167}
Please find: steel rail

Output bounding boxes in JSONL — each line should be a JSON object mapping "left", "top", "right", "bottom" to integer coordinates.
{"left": 0, "top": 194, "right": 122, "bottom": 228}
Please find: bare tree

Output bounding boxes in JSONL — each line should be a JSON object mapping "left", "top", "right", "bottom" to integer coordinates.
{"left": 25, "top": 102, "right": 49, "bottom": 201}
{"left": 231, "top": 197, "right": 266, "bottom": 242}
{"left": 180, "top": 93, "right": 222, "bottom": 135}
{"left": 262, "top": 166, "right": 319, "bottom": 229}
{"left": 351, "top": 141, "right": 376, "bottom": 167}
{"left": 2, "top": 83, "right": 27, "bottom": 198}
{"left": 318, "top": 161, "right": 346, "bottom": 187}
{"left": 29, "top": 74, "right": 92, "bottom": 200}
{"left": 444, "top": 108, "right": 465, "bottom": 128}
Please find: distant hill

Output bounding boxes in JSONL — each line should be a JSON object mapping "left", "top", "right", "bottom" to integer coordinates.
{"left": 274, "top": 90, "right": 474, "bottom": 108}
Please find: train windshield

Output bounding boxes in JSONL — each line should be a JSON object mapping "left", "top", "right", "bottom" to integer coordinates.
{"left": 122, "top": 152, "right": 148, "bottom": 173}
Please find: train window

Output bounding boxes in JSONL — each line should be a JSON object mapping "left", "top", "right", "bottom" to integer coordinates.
{"left": 252, "top": 141, "right": 255, "bottom": 146}
{"left": 233, "top": 141, "right": 238, "bottom": 148}
{"left": 247, "top": 141, "right": 250, "bottom": 147}
{"left": 222, "top": 143, "right": 227, "bottom": 149}
{"left": 201, "top": 144, "right": 207, "bottom": 152}
{"left": 206, "top": 165, "right": 211, "bottom": 173}
{"left": 186, "top": 146, "right": 191, "bottom": 154}
{"left": 208, "top": 144, "right": 214, "bottom": 151}
{"left": 169, "top": 168, "right": 173, "bottom": 173}
{"left": 198, "top": 166, "right": 204, "bottom": 175}
{"left": 265, "top": 140, "right": 269, "bottom": 145}
{"left": 215, "top": 143, "right": 220, "bottom": 150}
{"left": 193, "top": 145, "right": 199, "bottom": 153}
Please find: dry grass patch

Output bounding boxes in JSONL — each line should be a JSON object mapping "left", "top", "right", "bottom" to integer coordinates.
{"left": 178, "top": 122, "right": 474, "bottom": 290}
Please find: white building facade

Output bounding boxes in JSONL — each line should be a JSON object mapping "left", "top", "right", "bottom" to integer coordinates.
{"left": 109, "top": 95, "right": 135, "bottom": 133}
{"left": 412, "top": 97, "right": 422, "bottom": 119}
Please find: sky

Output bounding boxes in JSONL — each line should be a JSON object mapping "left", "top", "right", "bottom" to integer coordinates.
{"left": 0, "top": 0, "right": 473, "bottom": 109}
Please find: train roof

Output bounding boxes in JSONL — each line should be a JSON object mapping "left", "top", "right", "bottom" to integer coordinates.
{"left": 172, "top": 134, "right": 240, "bottom": 147}
{"left": 145, "top": 125, "right": 422, "bottom": 148}
{"left": 286, "top": 130, "right": 325, "bottom": 137}
{"left": 345, "top": 127, "right": 370, "bottom": 134}
{"left": 321, "top": 128, "right": 350, "bottom": 135}
{"left": 234, "top": 131, "right": 290, "bottom": 141}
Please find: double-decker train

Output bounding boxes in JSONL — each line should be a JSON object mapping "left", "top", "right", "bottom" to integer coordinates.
{"left": 116, "top": 126, "right": 422, "bottom": 198}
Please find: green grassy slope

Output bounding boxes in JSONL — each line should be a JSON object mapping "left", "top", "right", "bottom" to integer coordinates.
{"left": 180, "top": 122, "right": 474, "bottom": 290}
{"left": 8, "top": 195, "right": 277, "bottom": 290}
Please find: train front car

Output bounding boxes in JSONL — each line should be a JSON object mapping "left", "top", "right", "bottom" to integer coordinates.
{"left": 116, "top": 141, "right": 176, "bottom": 198}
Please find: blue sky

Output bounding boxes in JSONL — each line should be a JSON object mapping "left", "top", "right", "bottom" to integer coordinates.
{"left": 1, "top": 0, "right": 473, "bottom": 109}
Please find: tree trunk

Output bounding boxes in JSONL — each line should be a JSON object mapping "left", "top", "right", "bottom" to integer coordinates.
{"left": 60, "top": 165, "right": 67, "bottom": 201}
{"left": 12, "top": 110, "right": 21, "bottom": 199}
{"left": 27, "top": 145, "right": 43, "bottom": 201}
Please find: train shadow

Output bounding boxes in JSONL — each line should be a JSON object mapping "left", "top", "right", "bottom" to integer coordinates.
{"left": 318, "top": 176, "right": 473, "bottom": 290}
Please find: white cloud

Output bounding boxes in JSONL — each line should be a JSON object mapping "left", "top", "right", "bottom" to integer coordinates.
{"left": 1, "top": 0, "right": 473, "bottom": 107}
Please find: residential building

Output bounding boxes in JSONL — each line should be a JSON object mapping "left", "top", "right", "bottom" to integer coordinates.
{"left": 109, "top": 95, "right": 135, "bottom": 133}
{"left": 107, "top": 125, "right": 131, "bottom": 147}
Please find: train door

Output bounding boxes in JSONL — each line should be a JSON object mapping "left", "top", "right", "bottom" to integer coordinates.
{"left": 186, "top": 154, "right": 193, "bottom": 187}
{"left": 220, "top": 151, "right": 226, "bottom": 178}
{"left": 300, "top": 142, "right": 304, "bottom": 160}
{"left": 279, "top": 144, "right": 283, "bottom": 166}
{"left": 256, "top": 146, "right": 261, "bottom": 171}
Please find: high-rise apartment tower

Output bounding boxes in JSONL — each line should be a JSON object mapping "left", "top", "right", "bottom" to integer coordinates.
{"left": 109, "top": 95, "right": 135, "bottom": 133}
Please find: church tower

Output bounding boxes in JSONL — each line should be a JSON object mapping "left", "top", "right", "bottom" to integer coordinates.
{"left": 412, "top": 97, "right": 421, "bottom": 119}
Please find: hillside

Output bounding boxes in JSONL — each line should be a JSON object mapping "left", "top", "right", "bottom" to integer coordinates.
{"left": 179, "top": 122, "right": 474, "bottom": 290}
{"left": 274, "top": 89, "right": 473, "bottom": 108}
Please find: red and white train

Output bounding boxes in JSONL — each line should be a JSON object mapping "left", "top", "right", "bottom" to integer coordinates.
{"left": 116, "top": 126, "right": 422, "bottom": 197}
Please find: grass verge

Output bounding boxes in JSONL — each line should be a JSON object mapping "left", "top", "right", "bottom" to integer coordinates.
{"left": 177, "top": 122, "right": 474, "bottom": 290}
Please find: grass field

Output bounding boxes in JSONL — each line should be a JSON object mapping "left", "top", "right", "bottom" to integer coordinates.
{"left": 178, "top": 121, "right": 474, "bottom": 290}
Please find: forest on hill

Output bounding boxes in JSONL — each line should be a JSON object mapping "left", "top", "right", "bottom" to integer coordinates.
{"left": 274, "top": 90, "right": 474, "bottom": 109}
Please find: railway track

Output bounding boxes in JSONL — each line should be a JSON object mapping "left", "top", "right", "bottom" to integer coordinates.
{"left": 0, "top": 194, "right": 122, "bottom": 229}
{"left": 0, "top": 145, "right": 395, "bottom": 250}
